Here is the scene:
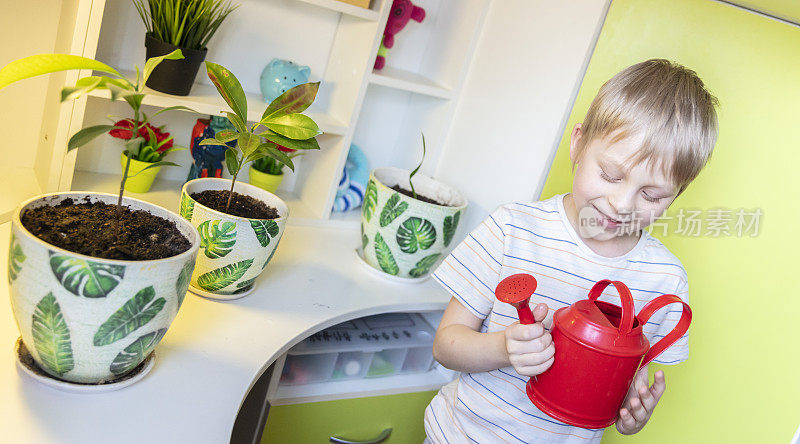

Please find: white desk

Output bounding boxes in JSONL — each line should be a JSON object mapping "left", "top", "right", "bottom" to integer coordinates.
{"left": 0, "top": 222, "right": 450, "bottom": 443}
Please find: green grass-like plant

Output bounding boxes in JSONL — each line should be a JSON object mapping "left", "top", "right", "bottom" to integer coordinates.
{"left": 133, "top": 0, "right": 238, "bottom": 50}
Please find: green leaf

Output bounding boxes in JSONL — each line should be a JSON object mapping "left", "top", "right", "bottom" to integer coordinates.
{"left": 93, "top": 286, "right": 166, "bottom": 346}
{"left": 175, "top": 259, "right": 195, "bottom": 309}
{"left": 49, "top": 253, "right": 125, "bottom": 298}
{"left": 196, "top": 259, "right": 254, "bottom": 292}
{"left": 67, "top": 124, "right": 115, "bottom": 151}
{"left": 123, "top": 93, "right": 145, "bottom": 110}
{"left": 61, "top": 76, "right": 102, "bottom": 102}
{"left": 75, "top": 75, "right": 134, "bottom": 91}
{"left": 260, "top": 132, "right": 320, "bottom": 151}
{"left": 179, "top": 192, "right": 195, "bottom": 221}
{"left": 226, "top": 112, "right": 247, "bottom": 134}
{"left": 250, "top": 220, "right": 279, "bottom": 247}
{"left": 374, "top": 233, "right": 399, "bottom": 276}
{"left": 8, "top": 234, "right": 25, "bottom": 281}
{"left": 236, "top": 277, "right": 256, "bottom": 289}
{"left": 443, "top": 211, "right": 461, "bottom": 247}
{"left": 362, "top": 180, "right": 378, "bottom": 222}
{"left": 263, "top": 113, "right": 321, "bottom": 140}
{"left": 238, "top": 133, "right": 260, "bottom": 158}
{"left": 215, "top": 129, "right": 239, "bottom": 143}
{"left": 409, "top": 253, "right": 441, "bottom": 278}
{"left": 261, "top": 82, "right": 320, "bottom": 121}
{"left": 31, "top": 293, "right": 74, "bottom": 376}
{"left": 109, "top": 328, "right": 167, "bottom": 375}
{"left": 199, "top": 137, "right": 226, "bottom": 146}
{"left": 253, "top": 144, "right": 294, "bottom": 171}
{"left": 198, "top": 220, "right": 237, "bottom": 259}
{"left": 361, "top": 224, "right": 368, "bottom": 250}
{"left": 205, "top": 62, "right": 248, "bottom": 122}
{"left": 396, "top": 217, "right": 437, "bottom": 254}
{"left": 0, "top": 54, "right": 121, "bottom": 89}
{"left": 151, "top": 105, "right": 196, "bottom": 118}
{"left": 143, "top": 49, "right": 184, "bottom": 83}
{"left": 379, "top": 193, "right": 408, "bottom": 227}
{"left": 225, "top": 148, "right": 239, "bottom": 176}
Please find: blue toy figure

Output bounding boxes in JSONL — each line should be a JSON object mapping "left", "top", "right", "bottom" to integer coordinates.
{"left": 259, "top": 59, "right": 311, "bottom": 102}
{"left": 186, "top": 115, "right": 236, "bottom": 182}
{"left": 332, "top": 144, "right": 370, "bottom": 212}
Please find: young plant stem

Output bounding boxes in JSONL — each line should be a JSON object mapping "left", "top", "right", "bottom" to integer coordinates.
{"left": 226, "top": 169, "right": 239, "bottom": 213}
{"left": 115, "top": 107, "right": 141, "bottom": 234}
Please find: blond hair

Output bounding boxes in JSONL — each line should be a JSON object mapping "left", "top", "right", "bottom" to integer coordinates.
{"left": 574, "top": 59, "right": 719, "bottom": 195}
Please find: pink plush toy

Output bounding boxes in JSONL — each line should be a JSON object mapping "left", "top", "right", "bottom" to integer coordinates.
{"left": 374, "top": 0, "right": 426, "bottom": 70}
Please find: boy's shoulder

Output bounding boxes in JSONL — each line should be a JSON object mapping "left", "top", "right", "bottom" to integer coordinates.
{"left": 493, "top": 195, "right": 565, "bottom": 228}
{"left": 637, "top": 233, "right": 690, "bottom": 284}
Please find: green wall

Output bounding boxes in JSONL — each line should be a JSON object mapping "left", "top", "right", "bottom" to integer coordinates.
{"left": 540, "top": 0, "right": 800, "bottom": 441}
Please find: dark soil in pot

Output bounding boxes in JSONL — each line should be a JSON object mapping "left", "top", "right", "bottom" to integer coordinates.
{"left": 390, "top": 185, "right": 451, "bottom": 207}
{"left": 191, "top": 190, "right": 279, "bottom": 219}
{"left": 20, "top": 198, "right": 191, "bottom": 261}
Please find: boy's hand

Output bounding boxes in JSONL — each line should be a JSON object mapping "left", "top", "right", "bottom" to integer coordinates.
{"left": 504, "top": 303, "right": 554, "bottom": 377}
{"left": 616, "top": 366, "right": 666, "bottom": 435}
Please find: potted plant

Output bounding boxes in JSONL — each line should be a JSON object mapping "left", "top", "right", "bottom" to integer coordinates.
{"left": 248, "top": 145, "right": 304, "bottom": 193}
{"left": 133, "top": 0, "right": 238, "bottom": 96}
{"left": 0, "top": 52, "right": 200, "bottom": 386}
{"left": 109, "top": 119, "right": 184, "bottom": 193}
{"left": 179, "top": 62, "right": 320, "bottom": 300}
{"left": 360, "top": 135, "right": 467, "bottom": 279}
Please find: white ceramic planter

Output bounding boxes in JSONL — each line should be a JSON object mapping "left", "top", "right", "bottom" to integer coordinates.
{"left": 8, "top": 192, "right": 200, "bottom": 384}
{"left": 360, "top": 167, "right": 467, "bottom": 279}
{"left": 179, "top": 178, "right": 288, "bottom": 300}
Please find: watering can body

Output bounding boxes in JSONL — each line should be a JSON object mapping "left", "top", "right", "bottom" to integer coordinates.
{"left": 502, "top": 277, "right": 692, "bottom": 429}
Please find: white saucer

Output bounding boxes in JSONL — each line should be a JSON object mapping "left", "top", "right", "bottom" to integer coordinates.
{"left": 354, "top": 248, "right": 430, "bottom": 284}
{"left": 15, "top": 338, "right": 155, "bottom": 393}
{"left": 189, "top": 282, "right": 255, "bottom": 301}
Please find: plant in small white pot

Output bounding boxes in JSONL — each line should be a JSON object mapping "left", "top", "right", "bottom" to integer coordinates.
{"left": 360, "top": 135, "right": 467, "bottom": 280}
{"left": 179, "top": 62, "right": 320, "bottom": 300}
{"left": 0, "top": 54, "right": 200, "bottom": 387}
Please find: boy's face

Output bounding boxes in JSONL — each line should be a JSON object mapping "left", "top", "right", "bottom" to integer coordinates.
{"left": 568, "top": 123, "right": 678, "bottom": 243}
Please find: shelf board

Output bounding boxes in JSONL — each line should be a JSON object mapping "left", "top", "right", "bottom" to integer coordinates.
{"left": 295, "top": 0, "right": 380, "bottom": 21}
{"left": 327, "top": 207, "right": 362, "bottom": 228}
{"left": 70, "top": 170, "right": 318, "bottom": 221}
{"left": 0, "top": 167, "right": 41, "bottom": 224}
{"left": 269, "top": 366, "right": 454, "bottom": 405}
{"left": 369, "top": 67, "right": 454, "bottom": 99}
{"left": 86, "top": 72, "right": 348, "bottom": 136}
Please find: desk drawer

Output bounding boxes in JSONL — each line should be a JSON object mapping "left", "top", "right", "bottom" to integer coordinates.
{"left": 260, "top": 390, "right": 437, "bottom": 443}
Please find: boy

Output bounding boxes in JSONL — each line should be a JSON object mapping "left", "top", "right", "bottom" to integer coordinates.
{"left": 424, "top": 59, "right": 719, "bottom": 443}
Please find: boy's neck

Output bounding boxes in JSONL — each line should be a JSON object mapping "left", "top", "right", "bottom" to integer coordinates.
{"left": 562, "top": 193, "right": 642, "bottom": 258}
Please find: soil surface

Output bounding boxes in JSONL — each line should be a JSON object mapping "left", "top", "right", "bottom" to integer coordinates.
{"left": 191, "top": 190, "right": 279, "bottom": 219}
{"left": 391, "top": 185, "right": 450, "bottom": 206}
{"left": 20, "top": 198, "right": 191, "bottom": 260}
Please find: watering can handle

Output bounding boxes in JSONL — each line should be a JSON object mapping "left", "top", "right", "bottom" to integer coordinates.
{"left": 587, "top": 279, "right": 635, "bottom": 334}
{"left": 636, "top": 294, "right": 692, "bottom": 368}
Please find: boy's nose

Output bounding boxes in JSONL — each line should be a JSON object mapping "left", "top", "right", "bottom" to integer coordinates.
{"left": 609, "top": 191, "right": 635, "bottom": 218}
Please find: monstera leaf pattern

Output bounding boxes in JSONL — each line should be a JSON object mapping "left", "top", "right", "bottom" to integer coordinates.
{"left": 93, "top": 286, "right": 165, "bottom": 346}
{"left": 361, "top": 224, "right": 368, "bottom": 250}
{"left": 175, "top": 260, "right": 195, "bottom": 309}
{"left": 196, "top": 259, "right": 254, "bottom": 292}
{"left": 250, "top": 220, "right": 279, "bottom": 247}
{"left": 379, "top": 193, "right": 408, "bottom": 227}
{"left": 198, "top": 220, "right": 237, "bottom": 259}
{"left": 396, "top": 217, "right": 436, "bottom": 254}
{"left": 362, "top": 180, "right": 378, "bottom": 222}
{"left": 236, "top": 277, "right": 256, "bottom": 289}
{"left": 374, "top": 233, "right": 399, "bottom": 275}
{"left": 32, "top": 293, "right": 74, "bottom": 376}
{"left": 179, "top": 193, "right": 195, "bottom": 221}
{"left": 262, "top": 247, "right": 278, "bottom": 270}
{"left": 443, "top": 211, "right": 461, "bottom": 247}
{"left": 49, "top": 253, "right": 125, "bottom": 298}
{"left": 8, "top": 234, "right": 25, "bottom": 281}
{"left": 109, "top": 328, "right": 167, "bottom": 375}
{"left": 409, "top": 253, "right": 441, "bottom": 278}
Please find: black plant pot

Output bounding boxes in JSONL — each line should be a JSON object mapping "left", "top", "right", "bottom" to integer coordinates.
{"left": 144, "top": 33, "right": 208, "bottom": 96}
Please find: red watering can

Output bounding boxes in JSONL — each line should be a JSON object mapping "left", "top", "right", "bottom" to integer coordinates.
{"left": 495, "top": 274, "right": 691, "bottom": 429}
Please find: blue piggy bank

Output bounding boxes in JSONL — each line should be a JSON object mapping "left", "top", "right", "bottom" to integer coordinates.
{"left": 259, "top": 59, "right": 311, "bottom": 102}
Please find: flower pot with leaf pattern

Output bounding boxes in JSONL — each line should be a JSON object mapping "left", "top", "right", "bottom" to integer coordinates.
{"left": 360, "top": 167, "right": 467, "bottom": 279}
{"left": 8, "top": 192, "right": 200, "bottom": 384}
{"left": 179, "top": 178, "right": 288, "bottom": 300}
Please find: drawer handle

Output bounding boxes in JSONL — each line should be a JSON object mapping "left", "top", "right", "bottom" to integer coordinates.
{"left": 329, "top": 428, "right": 392, "bottom": 443}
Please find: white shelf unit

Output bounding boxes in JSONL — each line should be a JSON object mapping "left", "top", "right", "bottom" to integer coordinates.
{"left": 6, "top": 0, "right": 490, "bottom": 226}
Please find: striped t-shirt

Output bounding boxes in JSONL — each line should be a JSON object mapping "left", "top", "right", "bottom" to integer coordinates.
{"left": 424, "top": 193, "right": 689, "bottom": 444}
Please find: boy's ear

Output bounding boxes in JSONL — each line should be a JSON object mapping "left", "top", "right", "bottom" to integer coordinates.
{"left": 569, "top": 123, "right": 583, "bottom": 163}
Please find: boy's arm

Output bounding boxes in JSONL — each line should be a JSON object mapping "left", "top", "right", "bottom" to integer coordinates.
{"left": 432, "top": 297, "right": 554, "bottom": 375}
{"left": 615, "top": 365, "right": 667, "bottom": 435}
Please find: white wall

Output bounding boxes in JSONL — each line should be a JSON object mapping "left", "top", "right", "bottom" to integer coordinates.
{"left": 434, "top": 0, "right": 611, "bottom": 230}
